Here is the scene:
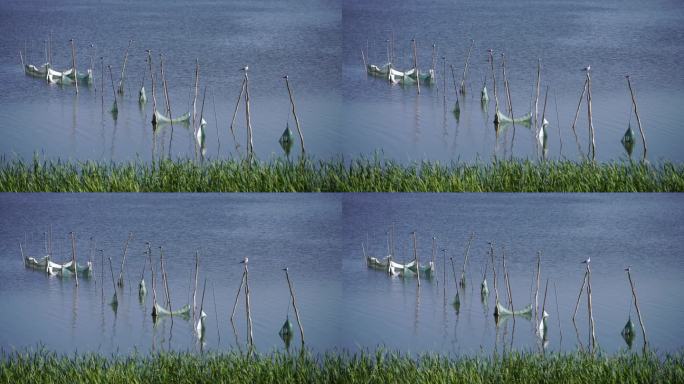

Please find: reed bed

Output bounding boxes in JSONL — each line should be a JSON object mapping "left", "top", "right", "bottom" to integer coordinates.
{"left": 1, "top": 349, "right": 682, "bottom": 383}
{"left": 0, "top": 155, "right": 682, "bottom": 192}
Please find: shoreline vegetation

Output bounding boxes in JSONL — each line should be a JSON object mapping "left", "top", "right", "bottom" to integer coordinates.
{"left": 1, "top": 349, "right": 683, "bottom": 383}
{"left": 1, "top": 156, "right": 682, "bottom": 192}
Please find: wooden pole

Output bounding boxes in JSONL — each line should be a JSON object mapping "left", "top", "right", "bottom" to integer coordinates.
{"left": 70, "top": 232, "right": 79, "bottom": 287}
{"left": 117, "top": 39, "right": 132, "bottom": 95}
{"left": 159, "top": 54, "right": 173, "bottom": 123}
{"left": 283, "top": 267, "right": 305, "bottom": 344}
{"left": 460, "top": 232, "right": 474, "bottom": 287}
{"left": 229, "top": 78, "right": 246, "bottom": 152}
{"left": 19, "top": 242, "right": 25, "bottom": 266}
{"left": 501, "top": 53, "right": 515, "bottom": 132}
{"left": 534, "top": 251, "right": 541, "bottom": 322}
{"left": 539, "top": 86, "right": 549, "bottom": 150}
{"left": 488, "top": 50, "right": 499, "bottom": 116}
{"left": 108, "top": 65, "right": 118, "bottom": 114}
{"left": 149, "top": 247, "right": 157, "bottom": 317}
{"left": 108, "top": 257, "right": 117, "bottom": 303}
{"left": 284, "top": 75, "right": 306, "bottom": 154}
{"left": 117, "top": 232, "right": 132, "bottom": 287}
{"left": 193, "top": 251, "right": 199, "bottom": 321}
{"left": 572, "top": 270, "right": 587, "bottom": 322}
{"left": 230, "top": 271, "right": 246, "bottom": 322}
{"left": 99, "top": 249, "right": 104, "bottom": 302}
{"left": 147, "top": 50, "right": 158, "bottom": 126}
{"left": 586, "top": 71, "right": 595, "bottom": 161}
{"left": 70, "top": 39, "right": 79, "bottom": 94}
{"left": 244, "top": 261, "right": 253, "bottom": 346}
{"left": 502, "top": 247, "right": 514, "bottom": 318}
{"left": 192, "top": 58, "right": 200, "bottom": 151}
{"left": 412, "top": 39, "right": 420, "bottom": 94}
{"left": 534, "top": 58, "right": 541, "bottom": 131}
{"left": 626, "top": 268, "right": 648, "bottom": 345}
{"left": 460, "top": 39, "right": 474, "bottom": 95}
{"left": 412, "top": 231, "right": 420, "bottom": 286}
{"left": 490, "top": 243, "right": 499, "bottom": 308}
{"left": 431, "top": 43, "right": 436, "bottom": 72}
{"left": 626, "top": 76, "right": 647, "bottom": 161}
{"left": 441, "top": 249, "right": 447, "bottom": 299}
{"left": 570, "top": 78, "right": 588, "bottom": 157}
{"left": 244, "top": 71, "right": 254, "bottom": 158}
{"left": 586, "top": 263, "right": 596, "bottom": 349}
{"left": 160, "top": 247, "right": 173, "bottom": 320}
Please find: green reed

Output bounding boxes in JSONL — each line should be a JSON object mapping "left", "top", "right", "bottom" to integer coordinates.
{"left": 0, "top": 155, "right": 682, "bottom": 192}
{"left": 1, "top": 349, "right": 683, "bottom": 383}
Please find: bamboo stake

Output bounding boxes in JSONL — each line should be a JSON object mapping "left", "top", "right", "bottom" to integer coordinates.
{"left": 108, "top": 257, "right": 117, "bottom": 303}
{"left": 442, "top": 57, "right": 447, "bottom": 104}
{"left": 159, "top": 54, "right": 173, "bottom": 124}
{"left": 490, "top": 243, "right": 499, "bottom": 309}
{"left": 541, "top": 278, "right": 549, "bottom": 321}
{"left": 501, "top": 53, "right": 516, "bottom": 136}
{"left": 361, "top": 49, "right": 367, "bottom": 71}
{"left": 431, "top": 236, "right": 436, "bottom": 267}
{"left": 118, "top": 39, "right": 132, "bottom": 95}
{"left": 198, "top": 277, "right": 207, "bottom": 333}
{"left": 534, "top": 251, "right": 541, "bottom": 322}
{"left": 192, "top": 58, "right": 200, "bottom": 149}
{"left": 243, "top": 260, "right": 253, "bottom": 346}
{"left": 534, "top": 59, "right": 541, "bottom": 131}
{"left": 19, "top": 242, "right": 25, "bottom": 266}
{"left": 117, "top": 232, "right": 132, "bottom": 287}
{"left": 570, "top": 78, "right": 588, "bottom": 157}
{"left": 284, "top": 75, "right": 306, "bottom": 154}
{"left": 626, "top": 76, "right": 647, "bottom": 162}
{"left": 626, "top": 267, "right": 648, "bottom": 345}
{"left": 460, "top": 232, "right": 474, "bottom": 287}
{"left": 412, "top": 231, "right": 420, "bottom": 286}
{"left": 412, "top": 39, "right": 420, "bottom": 94}
{"left": 442, "top": 249, "right": 447, "bottom": 298}
{"left": 540, "top": 86, "right": 549, "bottom": 151}
{"left": 19, "top": 50, "right": 24, "bottom": 71}
{"left": 502, "top": 247, "right": 514, "bottom": 319}
{"left": 147, "top": 50, "right": 158, "bottom": 126}
{"left": 572, "top": 269, "right": 588, "bottom": 323}
{"left": 108, "top": 65, "right": 118, "bottom": 114}
{"left": 242, "top": 70, "right": 254, "bottom": 158}
{"left": 70, "top": 232, "right": 78, "bottom": 287}
{"left": 100, "top": 57, "right": 104, "bottom": 111}
{"left": 229, "top": 78, "right": 246, "bottom": 152}
{"left": 70, "top": 39, "right": 78, "bottom": 94}
{"left": 160, "top": 247, "right": 173, "bottom": 321}
{"left": 230, "top": 271, "right": 246, "bottom": 322}
{"left": 449, "top": 257, "right": 458, "bottom": 286}
{"left": 460, "top": 39, "right": 474, "bottom": 95}
{"left": 283, "top": 267, "right": 305, "bottom": 344}
{"left": 99, "top": 249, "right": 104, "bottom": 302}
{"left": 149, "top": 247, "right": 157, "bottom": 317}
{"left": 488, "top": 50, "right": 499, "bottom": 117}
{"left": 586, "top": 71, "right": 595, "bottom": 161}
{"left": 193, "top": 251, "right": 199, "bottom": 321}
{"left": 431, "top": 43, "right": 436, "bottom": 72}
{"left": 586, "top": 263, "right": 596, "bottom": 349}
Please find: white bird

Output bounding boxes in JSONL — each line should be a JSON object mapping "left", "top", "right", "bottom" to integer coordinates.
{"left": 538, "top": 310, "right": 549, "bottom": 337}
{"left": 195, "top": 310, "right": 207, "bottom": 336}
{"left": 581, "top": 65, "right": 591, "bottom": 72}
{"left": 240, "top": 257, "right": 248, "bottom": 264}
{"left": 581, "top": 257, "right": 591, "bottom": 264}
{"left": 240, "top": 66, "right": 249, "bottom": 72}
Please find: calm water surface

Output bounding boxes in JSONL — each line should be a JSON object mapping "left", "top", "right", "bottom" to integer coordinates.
{"left": 1, "top": 193, "right": 682, "bottom": 355}
{"left": 1, "top": 0, "right": 683, "bottom": 163}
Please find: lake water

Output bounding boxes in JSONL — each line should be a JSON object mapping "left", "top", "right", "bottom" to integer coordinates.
{"left": 1, "top": 193, "right": 682, "bottom": 355}
{"left": 1, "top": 0, "right": 683, "bottom": 163}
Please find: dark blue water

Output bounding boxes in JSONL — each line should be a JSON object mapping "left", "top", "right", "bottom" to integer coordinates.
{"left": 0, "top": 0, "right": 341, "bottom": 162}
{"left": 342, "top": 0, "right": 684, "bottom": 163}
{"left": 1, "top": 193, "right": 682, "bottom": 355}
{"left": 2, "top": 0, "right": 683, "bottom": 163}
